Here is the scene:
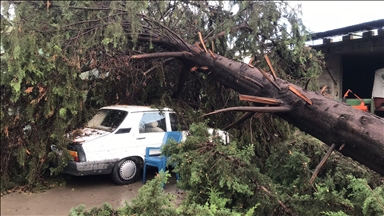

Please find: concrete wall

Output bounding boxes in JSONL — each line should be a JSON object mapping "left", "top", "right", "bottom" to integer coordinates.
{"left": 317, "top": 54, "right": 342, "bottom": 99}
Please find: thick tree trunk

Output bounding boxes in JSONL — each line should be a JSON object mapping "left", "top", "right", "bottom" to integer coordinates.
{"left": 179, "top": 45, "right": 384, "bottom": 176}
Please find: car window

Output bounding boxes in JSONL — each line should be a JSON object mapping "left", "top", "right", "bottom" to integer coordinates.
{"left": 169, "top": 113, "right": 188, "bottom": 131}
{"left": 87, "top": 109, "right": 128, "bottom": 132}
{"left": 139, "top": 112, "right": 166, "bottom": 133}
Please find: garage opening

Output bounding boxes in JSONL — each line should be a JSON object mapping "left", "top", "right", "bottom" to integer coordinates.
{"left": 342, "top": 54, "right": 384, "bottom": 99}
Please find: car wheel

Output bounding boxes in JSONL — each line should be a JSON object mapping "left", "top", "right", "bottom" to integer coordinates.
{"left": 111, "top": 157, "right": 141, "bottom": 185}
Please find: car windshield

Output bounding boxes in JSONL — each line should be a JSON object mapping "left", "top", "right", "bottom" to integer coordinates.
{"left": 86, "top": 109, "right": 128, "bottom": 132}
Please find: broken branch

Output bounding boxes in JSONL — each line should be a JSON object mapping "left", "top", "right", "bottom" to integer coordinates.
{"left": 190, "top": 66, "right": 198, "bottom": 72}
{"left": 198, "top": 32, "right": 208, "bottom": 53}
{"left": 264, "top": 54, "right": 277, "bottom": 81}
{"left": 288, "top": 85, "right": 313, "bottom": 105}
{"left": 131, "top": 51, "right": 193, "bottom": 59}
{"left": 259, "top": 186, "right": 292, "bottom": 215}
{"left": 309, "top": 143, "right": 336, "bottom": 184}
{"left": 143, "top": 58, "right": 174, "bottom": 76}
{"left": 258, "top": 68, "right": 281, "bottom": 91}
{"left": 241, "top": 75, "right": 264, "bottom": 88}
{"left": 224, "top": 112, "right": 255, "bottom": 130}
{"left": 320, "top": 86, "right": 327, "bottom": 95}
{"left": 195, "top": 42, "right": 204, "bottom": 52}
{"left": 201, "top": 106, "right": 291, "bottom": 117}
{"left": 239, "top": 94, "right": 282, "bottom": 105}
{"left": 192, "top": 46, "right": 201, "bottom": 54}
{"left": 208, "top": 49, "right": 216, "bottom": 59}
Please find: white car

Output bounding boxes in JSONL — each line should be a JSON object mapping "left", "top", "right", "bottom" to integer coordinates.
{"left": 52, "top": 105, "right": 229, "bottom": 185}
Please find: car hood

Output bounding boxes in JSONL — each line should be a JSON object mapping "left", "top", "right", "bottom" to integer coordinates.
{"left": 70, "top": 127, "right": 111, "bottom": 143}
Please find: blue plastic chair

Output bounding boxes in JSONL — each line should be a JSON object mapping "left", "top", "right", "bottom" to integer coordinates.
{"left": 142, "top": 131, "right": 183, "bottom": 184}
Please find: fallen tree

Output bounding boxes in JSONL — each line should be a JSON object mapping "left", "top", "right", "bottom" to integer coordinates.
{"left": 1, "top": 1, "right": 383, "bottom": 196}
{"left": 187, "top": 48, "right": 384, "bottom": 176}
{"left": 124, "top": 18, "right": 384, "bottom": 175}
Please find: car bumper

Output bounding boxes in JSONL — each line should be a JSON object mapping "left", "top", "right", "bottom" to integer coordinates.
{"left": 64, "top": 160, "right": 118, "bottom": 176}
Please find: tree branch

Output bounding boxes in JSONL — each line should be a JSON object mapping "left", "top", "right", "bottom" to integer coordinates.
{"left": 131, "top": 51, "right": 193, "bottom": 59}
{"left": 202, "top": 24, "right": 252, "bottom": 43}
{"left": 259, "top": 185, "right": 293, "bottom": 215}
{"left": 201, "top": 106, "right": 292, "bottom": 117}
{"left": 60, "top": 12, "right": 128, "bottom": 29}
{"left": 309, "top": 143, "right": 336, "bottom": 184}
{"left": 143, "top": 58, "right": 174, "bottom": 76}
{"left": 239, "top": 94, "right": 282, "bottom": 105}
{"left": 139, "top": 14, "right": 191, "bottom": 51}
{"left": 224, "top": 112, "right": 255, "bottom": 130}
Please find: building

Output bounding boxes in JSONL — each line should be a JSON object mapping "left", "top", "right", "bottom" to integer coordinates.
{"left": 310, "top": 19, "right": 384, "bottom": 103}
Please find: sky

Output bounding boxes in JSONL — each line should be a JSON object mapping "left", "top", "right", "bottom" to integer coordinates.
{"left": 288, "top": 1, "right": 384, "bottom": 45}
{"left": 293, "top": 1, "right": 384, "bottom": 33}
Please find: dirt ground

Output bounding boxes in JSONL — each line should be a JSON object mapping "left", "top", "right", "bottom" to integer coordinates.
{"left": 1, "top": 170, "right": 184, "bottom": 216}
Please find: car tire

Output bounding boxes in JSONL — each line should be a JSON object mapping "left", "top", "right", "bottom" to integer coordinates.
{"left": 111, "top": 157, "right": 141, "bottom": 185}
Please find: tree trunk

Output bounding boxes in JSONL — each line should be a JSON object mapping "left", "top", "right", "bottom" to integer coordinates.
{"left": 179, "top": 45, "right": 384, "bottom": 176}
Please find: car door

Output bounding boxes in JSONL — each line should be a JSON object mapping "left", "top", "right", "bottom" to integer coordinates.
{"left": 134, "top": 111, "right": 168, "bottom": 158}
{"left": 104, "top": 111, "right": 142, "bottom": 160}
{"left": 83, "top": 110, "right": 139, "bottom": 161}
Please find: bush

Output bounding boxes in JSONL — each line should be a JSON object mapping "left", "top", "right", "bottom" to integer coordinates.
{"left": 68, "top": 123, "right": 384, "bottom": 216}
{"left": 69, "top": 171, "right": 257, "bottom": 216}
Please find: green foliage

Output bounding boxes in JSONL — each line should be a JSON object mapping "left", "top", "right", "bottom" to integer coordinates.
{"left": 68, "top": 171, "right": 176, "bottom": 216}
{"left": 0, "top": 1, "right": 323, "bottom": 192}
{"left": 321, "top": 211, "right": 349, "bottom": 216}
{"left": 163, "top": 124, "right": 383, "bottom": 215}
{"left": 68, "top": 171, "right": 258, "bottom": 216}
{"left": 347, "top": 175, "right": 384, "bottom": 215}
{"left": 66, "top": 128, "right": 383, "bottom": 216}
{"left": 1, "top": 1, "right": 382, "bottom": 215}
{"left": 163, "top": 122, "right": 286, "bottom": 215}
{"left": 118, "top": 171, "right": 177, "bottom": 216}
{"left": 69, "top": 203, "right": 117, "bottom": 216}
{"left": 175, "top": 188, "right": 259, "bottom": 216}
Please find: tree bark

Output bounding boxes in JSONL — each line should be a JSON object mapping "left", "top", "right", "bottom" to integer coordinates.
{"left": 176, "top": 44, "right": 384, "bottom": 176}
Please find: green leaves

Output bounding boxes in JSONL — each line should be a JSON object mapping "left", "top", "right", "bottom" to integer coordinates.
{"left": 69, "top": 172, "right": 260, "bottom": 216}
{"left": 163, "top": 122, "right": 272, "bottom": 213}
{"left": 59, "top": 108, "right": 67, "bottom": 118}
{"left": 347, "top": 175, "right": 384, "bottom": 215}
{"left": 0, "top": 2, "right": 381, "bottom": 216}
{"left": 118, "top": 171, "right": 177, "bottom": 216}
{"left": 102, "top": 21, "right": 126, "bottom": 48}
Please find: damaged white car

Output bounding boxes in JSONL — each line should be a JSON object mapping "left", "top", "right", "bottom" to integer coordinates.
{"left": 51, "top": 105, "right": 229, "bottom": 185}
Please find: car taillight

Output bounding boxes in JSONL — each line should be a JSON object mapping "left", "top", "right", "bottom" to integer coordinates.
{"left": 69, "top": 150, "right": 79, "bottom": 162}
{"left": 67, "top": 143, "right": 86, "bottom": 162}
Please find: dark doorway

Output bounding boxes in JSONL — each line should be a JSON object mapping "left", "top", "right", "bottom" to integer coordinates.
{"left": 342, "top": 54, "right": 384, "bottom": 99}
